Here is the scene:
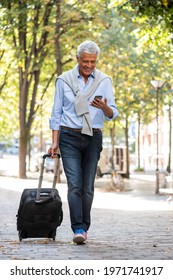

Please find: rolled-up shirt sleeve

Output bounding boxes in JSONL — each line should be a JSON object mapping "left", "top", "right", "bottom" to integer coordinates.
{"left": 49, "top": 79, "right": 63, "bottom": 130}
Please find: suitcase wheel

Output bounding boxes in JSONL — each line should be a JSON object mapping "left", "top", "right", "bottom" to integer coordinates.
{"left": 60, "top": 210, "right": 63, "bottom": 224}
{"left": 18, "top": 230, "right": 27, "bottom": 241}
{"left": 48, "top": 230, "right": 56, "bottom": 241}
{"left": 18, "top": 231, "right": 23, "bottom": 241}
{"left": 51, "top": 232, "right": 56, "bottom": 241}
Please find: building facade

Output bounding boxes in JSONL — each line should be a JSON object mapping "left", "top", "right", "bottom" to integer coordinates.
{"left": 136, "top": 110, "right": 171, "bottom": 172}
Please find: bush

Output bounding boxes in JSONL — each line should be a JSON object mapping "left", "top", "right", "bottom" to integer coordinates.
{"left": 134, "top": 167, "right": 144, "bottom": 172}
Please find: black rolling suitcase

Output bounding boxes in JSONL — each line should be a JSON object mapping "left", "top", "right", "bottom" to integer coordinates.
{"left": 16, "top": 153, "right": 63, "bottom": 241}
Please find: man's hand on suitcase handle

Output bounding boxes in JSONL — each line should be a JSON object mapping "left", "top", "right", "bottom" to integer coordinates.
{"left": 48, "top": 144, "right": 60, "bottom": 158}
{"left": 43, "top": 153, "right": 60, "bottom": 159}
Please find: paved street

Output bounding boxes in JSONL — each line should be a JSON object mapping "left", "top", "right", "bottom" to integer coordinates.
{"left": 0, "top": 167, "right": 173, "bottom": 260}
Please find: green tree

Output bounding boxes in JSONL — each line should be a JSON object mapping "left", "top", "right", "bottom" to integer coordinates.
{"left": 110, "top": 0, "right": 173, "bottom": 31}
{"left": 98, "top": 6, "right": 173, "bottom": 176}
{"left": 98, "top": 10, "right": 141, "bottom": 178}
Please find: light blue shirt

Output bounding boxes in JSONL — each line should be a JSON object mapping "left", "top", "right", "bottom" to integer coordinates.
{"left": 49, "top": 69, "right": 119, "bottom": 130}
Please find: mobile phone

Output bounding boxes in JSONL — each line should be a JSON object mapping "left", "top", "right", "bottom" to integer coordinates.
{"left": 94, "top": 95, "right": 102, "bottom": 100}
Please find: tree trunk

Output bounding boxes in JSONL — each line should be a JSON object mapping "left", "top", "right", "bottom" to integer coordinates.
{"left": 54, "top": 0, "right": 63, "bottom": 76}
{"left": 125, "top": 115, "right": 130, "bottom": 178}
{"left": 166, "top": 103, "right": 172, "bottom": 173}
{"left": 18, "top": 63, "right": 28, "bottom": 178}
{"left": 137, "top": 114, "right": 141, "bottom": 169}
{"left": 19, "top": 129, "right": 28, "bottom": 178}
{"left": 110, "top": 123, "right": 115, "bottom": 171}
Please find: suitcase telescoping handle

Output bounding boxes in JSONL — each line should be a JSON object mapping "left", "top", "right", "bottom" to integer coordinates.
{"left": 35, "top": 153, "right": 61, "bottom": 203}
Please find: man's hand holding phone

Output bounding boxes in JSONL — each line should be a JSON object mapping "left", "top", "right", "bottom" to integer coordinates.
{"left": 90, "top": 95, "right": 107, "bottom": 110}
{"left": 90, "top": 96, "right": 113, "bottom": 118}
{"left": 94, "top": 95, "right": 102, "bottom": 100}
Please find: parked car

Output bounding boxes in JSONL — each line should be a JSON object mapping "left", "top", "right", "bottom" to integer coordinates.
{"left": 96, "top": 145, "right": 112, "bottom": 177}
{"left": 0, "top": 142, "right": 6, "bottom": 158}
{"left": 97, "top": 145, "right": 127, "bottom": 177}
{"left": 31, "top": 153, "right": 56, "bottom": 172}
{"left": 0, "top": 150, "right": 3, "bottom": 158}
{"left": 7, "top": 144, "right": 19, "bottom": 154}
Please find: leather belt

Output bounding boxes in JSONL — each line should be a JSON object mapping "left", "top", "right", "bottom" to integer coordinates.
{"left": 60, "top": 126, "right": 101, "bottom": 132}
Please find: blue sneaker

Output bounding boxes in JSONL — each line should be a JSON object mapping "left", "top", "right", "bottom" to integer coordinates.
{"left": 73, "top": 229, "right": 87, "bottom": 244}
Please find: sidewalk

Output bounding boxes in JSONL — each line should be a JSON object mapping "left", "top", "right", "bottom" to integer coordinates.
{"left": 0, "top": 173, "right": 173, "bottom": 260}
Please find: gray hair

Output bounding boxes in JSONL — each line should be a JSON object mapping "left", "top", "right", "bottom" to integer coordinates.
{"left": 77, "top": 41, "right": 100, "bottom": 57}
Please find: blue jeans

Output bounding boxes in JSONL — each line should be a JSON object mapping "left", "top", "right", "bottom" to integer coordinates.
{"left": 59, "top": 128, "right": 102, "bottom": 232}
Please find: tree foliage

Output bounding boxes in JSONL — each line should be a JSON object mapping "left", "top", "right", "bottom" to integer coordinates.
{"left": 110, "top": 0, "right": 173, "bottom": 32}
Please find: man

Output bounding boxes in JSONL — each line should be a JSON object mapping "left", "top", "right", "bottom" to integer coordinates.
{"left": 48, "top": 40, "right": 119, "bottom": 244}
